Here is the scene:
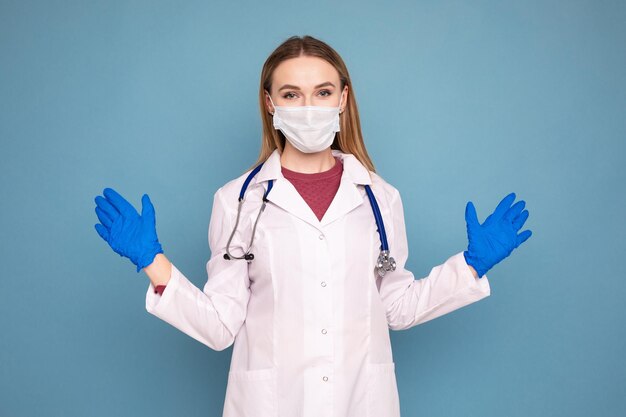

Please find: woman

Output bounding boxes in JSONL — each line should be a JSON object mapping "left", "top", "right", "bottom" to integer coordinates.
{"left": 94, "top": 35, "right": 532, "bottom": 417}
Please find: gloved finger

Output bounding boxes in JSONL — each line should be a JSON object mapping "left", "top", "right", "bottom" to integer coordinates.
{"left": 103, "top": 187, "right": 138, "bottom": 218}
{"left": 515, "top": 229, "right": 532, "bottom": 247}
{"left": 95, "top": 206, "right": 114, "bottom": 229}
{"left": 94, "top": 223, "right": 110, "bottom": 242}
{"left": 512, "top": 209, "right": 529, "bottom": 230}
{"left": 503, "top": 200, "right": 525, "bottom": 223}
{"left": 493, "top": 192, "right": 516, "bottom": 219}
{"left": 484, "top": 192, "right": 516, "bottom": 226}
{"left": 465, "top": 201, "right": 480, "bottom": 228}
{"left": 141, "top": 194, "right": 156, "bottom": 224}
{"left": 95, "top": 195, "right": 119, "bottom": 220}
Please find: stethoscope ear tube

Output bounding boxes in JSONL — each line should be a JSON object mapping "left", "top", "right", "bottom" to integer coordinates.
{"left": 224, "top": 165, "right": 273, "bottom": 263}
{"left": 224, "top": 192, "right": 270, "bottom": 263}
{"left": 224, "top": 199, "right": 249, "bottom": 262}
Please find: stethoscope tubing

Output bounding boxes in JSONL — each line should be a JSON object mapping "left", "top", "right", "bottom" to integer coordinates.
{"left": 225, "top": 162, "right": 274, "bottom": 261}
{"left": 224, "top": 160, "right": 395, "bottom": 277}
{"left": 364, "top": 184, "right": 389, "bottom": 252}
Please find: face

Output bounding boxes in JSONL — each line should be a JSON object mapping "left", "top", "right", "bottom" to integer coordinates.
{"left": 265, "top": 55, "right": 348, "bottom": 112}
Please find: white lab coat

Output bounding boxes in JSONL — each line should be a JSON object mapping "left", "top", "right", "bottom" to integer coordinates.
{"left": 145, "top": 148, "right": 491, "bottom": 417}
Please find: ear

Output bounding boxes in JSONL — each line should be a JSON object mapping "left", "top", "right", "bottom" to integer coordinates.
{"left": 340, "top": 86, "right": 349, "bottom": 113}
{"left": 264, "top": 90, "right": 275, "bottom": 115}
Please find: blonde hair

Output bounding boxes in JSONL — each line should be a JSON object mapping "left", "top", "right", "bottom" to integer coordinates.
{"left": 246, "top": 35, "right": 376, "bottom": 174}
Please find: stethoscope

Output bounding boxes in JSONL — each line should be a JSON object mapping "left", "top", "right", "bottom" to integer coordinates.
{"left": 223, "top": 161, "right": 397, "bottom": 277}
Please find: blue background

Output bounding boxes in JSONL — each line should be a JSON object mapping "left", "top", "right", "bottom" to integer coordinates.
{"left": 1, "top": 0, "right": 624, "bottom": 416}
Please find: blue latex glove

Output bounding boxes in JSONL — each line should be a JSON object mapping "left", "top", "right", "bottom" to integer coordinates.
{"left": 463, "top": 192, "right": 532, "bottom": 278}
{"left": 94, "top": 187, "right": 163, "bottom": 273}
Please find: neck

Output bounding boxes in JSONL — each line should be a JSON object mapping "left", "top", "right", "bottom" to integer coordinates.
{"left": 280, "top": 142, "right": 336, "bottom": 173}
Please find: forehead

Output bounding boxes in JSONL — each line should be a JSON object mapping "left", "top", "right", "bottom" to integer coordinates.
{"left": 272, "top": 55, "right": 340, "bottom": 87}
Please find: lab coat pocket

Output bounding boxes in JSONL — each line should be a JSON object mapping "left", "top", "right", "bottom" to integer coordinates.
{"left": 223, "top": 367, "right": 278, "bottom": 417}
{"left": 367, "top": 362, "right": 401, "bottom": 417}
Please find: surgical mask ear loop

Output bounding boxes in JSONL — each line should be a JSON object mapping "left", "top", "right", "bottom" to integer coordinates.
{"left": 268, "top": 94, "right": 276, "bottom": 115}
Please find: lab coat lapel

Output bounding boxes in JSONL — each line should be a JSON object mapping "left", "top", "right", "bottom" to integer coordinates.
{"left": 254, "top": 148, "right": 373, "bottom": 231}
{"left": 321, "top": 149, "right": 373, "bottom": 226}
{"left": 266, "top": 176, "right": 322, "bottom": 229}
{"left": 319, "top": 174, "right": 364, "bottom": 227}
{"left": 255, "top": 149, "right": 321, "bottom": 230}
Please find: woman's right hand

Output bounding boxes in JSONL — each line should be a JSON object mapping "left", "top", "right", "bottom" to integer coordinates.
{"left": 94, "top": 187, "right": 164, "bottom": 273}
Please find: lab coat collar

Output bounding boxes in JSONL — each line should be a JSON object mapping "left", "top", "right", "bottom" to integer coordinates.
{"left": 255, "top": 148, "right": 372, "bottom": 185}
{"left": 254, "top": 148, "right": 373, "bottom": 229}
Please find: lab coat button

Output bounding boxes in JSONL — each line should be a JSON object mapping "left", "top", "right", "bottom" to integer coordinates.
{"left": 320, "top": 281, "right": 327, "bottom": 287}
{"left": 322, "top": 376, "right": 328, "bottom": 381}
{"left": 318, "top": 234, "right": 324, "bottom": 240}
{"left": 321, "top": 328, "right": 327, "bottom": 334}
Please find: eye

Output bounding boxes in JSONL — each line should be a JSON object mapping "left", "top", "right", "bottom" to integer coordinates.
{"left": 319, "top": 89, "right": 332, "bottom": 97}
{"left": 282, "top": 92, "right": 298, "bottom": 99}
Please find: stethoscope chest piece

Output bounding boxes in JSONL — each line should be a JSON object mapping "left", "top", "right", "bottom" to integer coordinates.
{"left": 376, "top": 250, "right": 396, "bottom": 277}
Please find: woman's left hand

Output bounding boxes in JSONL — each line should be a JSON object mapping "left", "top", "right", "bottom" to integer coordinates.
{"left": 463, "top": 192, "right": 532, "bottom": 278}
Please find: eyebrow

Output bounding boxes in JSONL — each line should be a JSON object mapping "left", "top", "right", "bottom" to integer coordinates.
{"left": 278, "top": 81, "right": 336, "bottom": 91}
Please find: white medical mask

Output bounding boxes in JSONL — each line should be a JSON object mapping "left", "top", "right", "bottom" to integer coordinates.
{"left": 268, "top": 94, "right": 343, "bottom": 153}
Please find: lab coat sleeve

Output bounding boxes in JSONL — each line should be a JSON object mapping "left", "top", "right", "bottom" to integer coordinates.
{"left": 379, "top": 188, "right": 491, "bottom": 331}
{"left": 145, "top": 187, "right": 250, "bottom": 351}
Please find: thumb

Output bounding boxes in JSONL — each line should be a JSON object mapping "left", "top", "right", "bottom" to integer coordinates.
{"left": 141, "top": 194, "right": 156, "bottom": 224}
{"left": 465, "top": 201, "right": 480, "bottom": 228}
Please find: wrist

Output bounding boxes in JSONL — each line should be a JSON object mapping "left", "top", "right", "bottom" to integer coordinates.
{"left": 463, "top": 250, "right": 487, "bottom": 278}
{"left": 135, "top": 244, "right": 164, "bottom": 273}
{"left": 467, "top": 264, "right": 479, "bottom": 279}
{"left": 144, "top": 253, "right": 172, "bottom": 287}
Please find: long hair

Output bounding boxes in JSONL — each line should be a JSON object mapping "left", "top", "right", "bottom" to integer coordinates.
{"left": 247, "top": 35, "right": 376, "bottom": 174}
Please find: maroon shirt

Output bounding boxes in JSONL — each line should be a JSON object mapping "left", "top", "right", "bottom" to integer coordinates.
{"left": 280, "top": 156, "right": 343, "bottom": 221}
{"left": 154, "top": 156, "right": 344, "bottom": 295}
